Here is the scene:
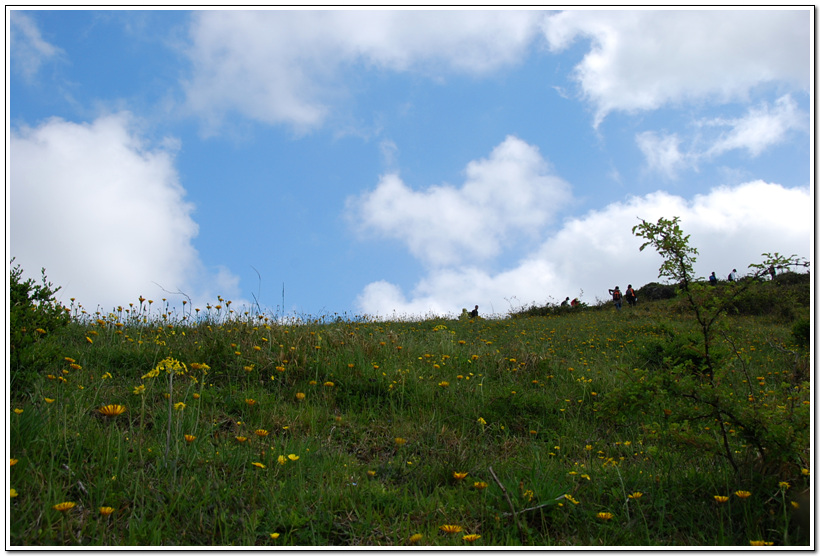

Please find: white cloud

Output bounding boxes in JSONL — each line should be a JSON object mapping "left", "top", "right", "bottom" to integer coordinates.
{"left": 10, "top": 11, "right": 64, "bottom": 82}
{"left": 10, "top": 113, "right": 244, "bottom": 312}
{"left": 347, "top": 135, "right": 572, "bottom": 268}
{"left": 182, "top": 10, "right": 542, "bottom": 132}
{"left": 542, "top": 10, "right": 810, "bottom": 126}
{"left": 704, "top": 95, "right": 807, "bottom": 157}
{"left": 354, "top": 181, "right": 811, "bottom": 318}
{"left": 636, "top": 131, "right": 688, "bottom": 179}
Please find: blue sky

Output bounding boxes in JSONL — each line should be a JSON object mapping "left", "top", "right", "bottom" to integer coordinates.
{"left": 9, "top": 8, "right": 813, "bottom": 319}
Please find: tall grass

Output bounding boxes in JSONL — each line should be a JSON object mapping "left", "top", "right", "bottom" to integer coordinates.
{"left": 8, "top": 294, "right": 811, "bottom": 546}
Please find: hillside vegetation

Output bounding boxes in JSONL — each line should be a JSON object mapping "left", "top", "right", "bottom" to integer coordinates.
{"left": 8, "top": 260, "right": 811, "bottom": 546}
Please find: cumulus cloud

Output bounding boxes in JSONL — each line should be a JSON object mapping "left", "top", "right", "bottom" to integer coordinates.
{"left": 354, "top": 181, "right": 811, "bottom": 318}
{"left": 542, "top": 10, "right": 810, "bottom": 126}
{"left": 637, "top": 95, "right": 808, "bottom": 178}
{"left": 10, "top": 113, "right": 243, "bottom": 312}
{"left": 704, "top": 95, "right": 807, "bottom": 157}
{"left": 347, "top": 135, "right": 572, "bottom": 268}
{"left": 182, "top": 10, "right": 542, "bottom": 132}
{"left": 10, "top": 11, "right": 64, "bottom": 82}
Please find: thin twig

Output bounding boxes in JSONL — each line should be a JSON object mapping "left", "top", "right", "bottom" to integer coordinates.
{"left": 488, "top": 466, "right": 526, "bottom": 541}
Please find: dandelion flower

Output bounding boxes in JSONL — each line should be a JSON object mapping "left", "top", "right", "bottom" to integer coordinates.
{"left": 10, "top": 458, "right": 18, "bottom": 466}
{"left": 173, "top": 402, "right": 186, "bottom": 411}
{"left": 367, "top": 470, "right": 376, "bottom": 477}
{"left": 778, "top": 481, "right": 790, "bottom": 490}
{"left": 439, "top": 524, "right": 463, "bottom": 534}
{"left": 184, "top": 435, "right": 196, "bottom": 443}
{"left": 277, "top": 455, "right": 287, "bottom": 465}
{"left": 323, "top": 381, "right": 335, "bottom": 387}
{"left": 11, "top": 489, "right": 18, "bottom": 498}
{"left": 408, "top": 533, "right": 423, "bottom": 543}
{"left": 255, "top": 429, "right": 269, "bottom": 437}
{"left": 477, "top": 417, "right": 486, "bottom": 425}
{"left": 295, "top": 392, "right": 305, "bottom": 402}
{"left": 438, "top": 381, "right": 449, "bottom": 387}
{"left": 453, "top": 471, "right": 468, "bottom": 480}
{"left": 564, "top": 494, "right": 580, "bottom": 505}
{"left": 245, "top": 399, "right": 256, "bottom": 406}
{"left": 596, "top": 512, "right": 614, "bottom": 521}
{"left": 270, "top": 533, "right": 280, "bottom": 539}
{"left": 462, "top": 534, "right": 481, "bottom": 542}
{"left": 53, "top": 501, "right": 77, "bottom": 512}
{"left": 44, "top": 398, "right": 55, "bottom": 404}
{"left": 394, "top": 437, "right": 407, "bottom": 446}
{"left": 132, "top": 385, "right": 145, "bottom": 395}
{"left": 99, "top": 404, "right": 126, "bottom": 417}
{"left": 714, "top": 495, "right": 729, "bottom": 503}
{"left": 235, "top": 436, "right": 248, "bottom": 443}
{"left": 13, "top": 408, "right": 23, "bottom": 414}
{"left": 99, "top": 506, "right": 115, "bottom": 516}
{"left": 734, "top": 490, "right": 751, "bottom": 499}
{"left": 628, "top": 492, "right": 643, "bottom": 499}
{"left": 473, "top": 481, "right": 488, "bottom": 490}
{"left": 287, "top": 454, "right": 299, "bottom": 461}
{"left": 251, "top": 462, "right": 266, "bottom": 469}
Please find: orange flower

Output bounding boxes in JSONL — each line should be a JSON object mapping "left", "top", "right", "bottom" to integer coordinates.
{"left": 453, "top": 471, "right": 468, "bottom": 480}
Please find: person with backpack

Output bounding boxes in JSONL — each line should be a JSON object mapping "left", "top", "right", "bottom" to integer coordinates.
{"left": 625, "top": 284, "right": 637, "bottom": 307}
{"left": 728, "top": 269, "right": 738, "bottom": 282}
{"left": 608, "top": 286, "right": 623, "bottom": 310}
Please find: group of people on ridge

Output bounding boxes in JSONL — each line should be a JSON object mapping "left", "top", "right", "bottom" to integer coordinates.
{"left": 608, "top": 285, "right": 637, "bottom": 310}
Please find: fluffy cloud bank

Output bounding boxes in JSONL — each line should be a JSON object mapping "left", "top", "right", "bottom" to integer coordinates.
{"left": 183, "top": 10, "right": 542, "bottom": 132}
{"left": 10, "top": 113, "right": 242, "bottom": 312}
{"left": 347, "top": 136, "right": 571, "bottom": 267}
{"left": 353, "top": 179, "right": 811, "bottom": 318}
{"left": 542, "top": 10, "right": 809, "bottom": 126}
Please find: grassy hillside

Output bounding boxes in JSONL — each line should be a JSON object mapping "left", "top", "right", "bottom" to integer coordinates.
{"left": 8, "top": 275, "right": 811, "bottom": 546}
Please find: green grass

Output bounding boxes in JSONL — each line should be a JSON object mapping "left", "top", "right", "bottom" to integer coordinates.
{"left": 8, "top": 297, "right": 811, "bottom": 546}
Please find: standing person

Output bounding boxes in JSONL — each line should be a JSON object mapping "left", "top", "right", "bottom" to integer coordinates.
{"left": 709, "top": 272, "right": 718, "bottom": 286}
{"left": 728, "top": 269, "right": 738, "bottom": 282}
{"left": 625, "top": 285, "right": 637, "bottom": 307}
{"left": 608, "top": 287, "right": 622, "bottom": 310}
{"left": 469, "top": 305, "right": 479, "bottom": 319}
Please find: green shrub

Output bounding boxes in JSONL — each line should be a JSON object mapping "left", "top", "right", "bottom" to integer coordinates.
{"left": 9, "top": 260, "right": 69, "bottom": 395}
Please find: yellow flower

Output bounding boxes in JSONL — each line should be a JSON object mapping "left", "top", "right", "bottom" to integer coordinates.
{"left": 628, "top": 492, "right": 643, "bottom": 499}
{"left": 287, "top": 454, "right": 299, "bottom": 461}
{"left": 132, "top": 384, "right": 145, "bottom": 395}
{"left": 439, "top": 524, "right": 463, "bottom": 534}
{"left": 367, "top": 470, "right": 376, "bottom": 477}
{"left": 44, "top": 398, "right": 55, "bottom": 404}
{"left": 251, "top": 462, "right": 266, "bottom": 469}
{"left": 778, "top": 481, "right": 790, "bottom": 490}
{"left": 270, "top": 533, "right": 280, "bottom": 539}
{"left": 99, "top": 404, "right": 126, "bottom": 417}
{"left": 438, "top": 381, "right": 449, "bottom": 387}
{"left": 13, "top": 408, "right": 23, "bottom": 414}
{"left": 734, "top": 490, "right": 751, "bottom": 499}
{"left": 453, "top": 471, "right": 468, "bottom": 480}
{"left": 324, "top": 381, "right": 335, "bottom": 387}
{"left": 277, "top": 455, "right": 287, "bottom": 465}
{"left": 86, "top": 336, "right": 93, "bottom": 344}
{"left": 193, "top": 393, "right": 200, "bottom": 399}
{"left": 408, "top": 533, "right": 423, "bottom": 543}
{"left": 564, "top": 494, "right": 580, "bottom": 505}
{"left": 750, "top": 540, "right": 774, "bottom": 546}
{"left": 596, "top": 512, "right": 614, "bottom": 521}
{"left": 295, "top": 392, "right": 306, "bottom": 401}
{"left": 10, "top": 458, "right": 18, "bottom": 466}
{"left": 184, "top": 435, "right": 196, "bottom": 443}
{"left": 53, "top": 501, "right": 77, "bottom": 512}
{"left": 714, "top": 495, "right": 729, "bottom": 503}
{"left": 235, "top": 436, "right": 248, "bottom": 443}
{"left": 11, "top": 488, "right": 19, "bottom": 498}
{"left": 99, "top": 506, "right": 115, "bottom": 516}
{"left": 245, "top": 399, "right": 256, "bottom": 406}
{"left": 394, "top": 437, "right": 407, "bottom": 446}
{"left": 276, "top": 366, "right": 286, "bottom": 372}
{"left": 173, "top": 402, "right": 186, "bottom": 411}
{"left": 473, "top": 481, "right": 488, "bottom": 490}
{"left": 255, "top": 429, "right": 269, "bottom": 437}
{"left": 477, "top": 417, "right": 486, "bottom": 425}
{"left": 462, "top": 534, "right": 481, "bottom": 542}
